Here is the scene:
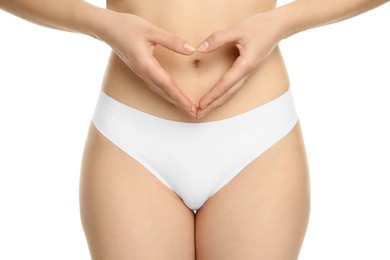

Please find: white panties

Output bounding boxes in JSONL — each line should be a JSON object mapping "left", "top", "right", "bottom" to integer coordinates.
{"left": 91, "top": 87, "right": 299, "bottom": 213}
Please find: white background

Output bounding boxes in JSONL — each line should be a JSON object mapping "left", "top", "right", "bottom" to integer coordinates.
{"left": 0, "top": 1, "right": 389, "bottom": 259}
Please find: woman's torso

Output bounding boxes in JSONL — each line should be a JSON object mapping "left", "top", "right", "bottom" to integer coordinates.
{"left": 102, "top": 0, "right": 290, "bottom": 122}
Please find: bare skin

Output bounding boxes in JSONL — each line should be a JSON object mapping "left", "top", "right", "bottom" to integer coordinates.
{"left": 1, "top": 0, "right": 388, "bottom": 258}
{"left": 101, "top": 0, "right": 290, "bottom": 121}
{"left": 80, "top": 1, "right": 306, "bottom": 259}
{"left": 80, "top": 118, "right": 310, "bottom": 259}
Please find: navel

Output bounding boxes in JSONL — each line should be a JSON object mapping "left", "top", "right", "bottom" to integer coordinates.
{"left": 193, "top": 59, "right": 201, "bottom": 68}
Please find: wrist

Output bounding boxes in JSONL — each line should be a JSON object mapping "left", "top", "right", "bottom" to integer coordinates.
{"left": 73, "top": 1, "right": 116, "bottom": 41}
{"left": 269, "top": 1, "right": 311, "bottom": 40}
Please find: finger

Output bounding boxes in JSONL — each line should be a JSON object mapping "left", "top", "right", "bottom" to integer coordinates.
{"left": 115, "top": 51, "right": 179, "bottom": 107}
{"left": 197, "top": 27, "right": 240, "bottom": 53}
{"left": 150, "top": 26, "right": 196, "bottom": 55}
{"left": 197, "top": 75, "right": 248, "bottom": 119}
{"left": 141, "top": 76, "right": 179, "bottom": 106}
{"left": 198, "top": 55, "right": 253, "bottom": 110}
{"left": 144, "top": 75, "right": 196, "bottom": 115}
{"left": 145, "top": 55, "right": 196, "bottom": 114}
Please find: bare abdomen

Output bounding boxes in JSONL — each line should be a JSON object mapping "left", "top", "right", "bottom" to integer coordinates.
{"left": 101, "top": 0, "right": 290, "bottom": 122}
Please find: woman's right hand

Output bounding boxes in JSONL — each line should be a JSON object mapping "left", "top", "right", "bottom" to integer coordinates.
{"left": 96, "top": 10, "right": 198, "bottom": 116}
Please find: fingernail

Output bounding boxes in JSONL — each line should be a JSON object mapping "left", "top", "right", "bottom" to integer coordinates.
{"left": 183, "top": 42, "right": 196, "bottom": 53}
{"left": 197, "top": 40, "right": 209, "bottom": 52}
{"left": 191, "top": 104, "right": 197, "bottom": 114}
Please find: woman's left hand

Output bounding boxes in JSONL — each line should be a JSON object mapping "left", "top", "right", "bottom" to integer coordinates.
{"left": 195, "top": 10, "right": 286, "bottom": 119}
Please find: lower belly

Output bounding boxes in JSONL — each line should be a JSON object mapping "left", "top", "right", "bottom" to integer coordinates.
{"left": 100, "top": 2, "right": 291, "bottom": 122}
{"left": 101, "top": 47, "right": 290, "bottom": 122}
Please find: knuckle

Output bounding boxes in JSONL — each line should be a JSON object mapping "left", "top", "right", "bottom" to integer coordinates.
{"left": 246, "top": 61, "right": 257, "bottom": 73}
{"left": 217, "top": 76, "right": 229, "bottom": 90}
{"left": 237, "top": 58, "right": 256, "bottom": 73}
{"left": 170, "top": 36, "right": 183, "bottom": 50}
{"left": 159, "top": 78, "right": 172, "bottom": 93}
{"left": 208, "top": 31, "right": 220, "bottom": 44}
{"left": 223, "top": 73, "right": 233, "bottom": 84}
{"left": 144, "top": 24, "right": 157, "bottom": 38}
{"left": 236, "top": 58, "right": 249, "bottom": 68}
{"left": 160, "top": 83, "right": 169, "bottom": 92}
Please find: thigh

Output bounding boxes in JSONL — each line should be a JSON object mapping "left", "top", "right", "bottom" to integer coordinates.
{"left": 79, "top": 122, "right": 196, "bottom": 260}
{"left": 195, "top": 120, "right": 311, "bottom": 260}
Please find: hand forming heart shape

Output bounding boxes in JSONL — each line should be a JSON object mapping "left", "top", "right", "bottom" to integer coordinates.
{"left": 98, "top": 10, "right": 286, "bottom": 119}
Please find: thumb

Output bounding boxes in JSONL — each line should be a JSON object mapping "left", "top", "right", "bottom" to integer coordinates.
{"left": 197, "top": 28, "right": 239, "bottom": 53}
{"left": 151, "top": 28, "right": 196, "bottom": 55}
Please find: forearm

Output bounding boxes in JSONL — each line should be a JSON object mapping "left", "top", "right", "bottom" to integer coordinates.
{"left": 274, "top": 0, "right": 389, "bottom": 39}
{"left": 0, "top": 0, "right": 109, "bottom": 39}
